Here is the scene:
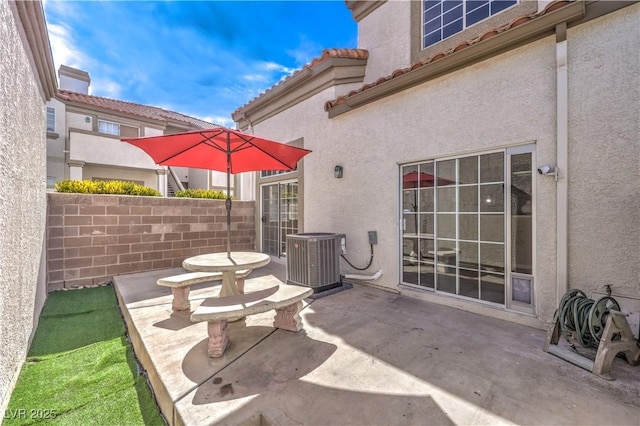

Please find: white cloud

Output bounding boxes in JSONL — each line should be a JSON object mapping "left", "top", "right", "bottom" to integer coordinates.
{"left": 90, "top": 78, "right": 122, "bottom": 99}
{"left": 44, "top": 1, "right": 92, "bottom": 72}
{"left": 47, "top": 23, "right": 85, "bottom": 71}
{"left": 285, "top": 36, "right": 323, "bottom": 68}
{"left": 206, "top": 115, "right": 235, "bottom": 128}
{"left": 243, "top": 73, "right": 269, "bottom": 83}
{"left": 261, "top": 61, "right": 296, "bottom": 75}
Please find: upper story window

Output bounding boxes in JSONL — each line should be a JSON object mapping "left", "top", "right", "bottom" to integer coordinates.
{"left": 46, "top": 107, "right": 55, "bottom": 132}
{"left": 423, "top": 0, "right": 517, "bottom": 48}
{"left": 98, "top": 119, "right": 120, "bottom": 135}
{"left": 98, "top": 119, "right": 139, "bottom": 137}
{"left": 261, "top": 169, "right": 295, "bottom": 178}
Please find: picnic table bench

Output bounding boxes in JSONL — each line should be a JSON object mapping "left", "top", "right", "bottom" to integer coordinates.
{"left": 191, "top": 284, "right": 313, "bottom": 357}
{"left": 157, "top": 270, "right": 251, "bottom": 311}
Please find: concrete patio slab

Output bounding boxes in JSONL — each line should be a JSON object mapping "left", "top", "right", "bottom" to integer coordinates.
{"left": 113, "top": 262, "right": 640, "bottom": 425}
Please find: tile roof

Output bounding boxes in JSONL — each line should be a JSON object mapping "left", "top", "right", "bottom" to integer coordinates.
{"left": 324, "top": 0, "right": 574, "bottom": 111}
{"left": 56, "top": 89, "right": 215, "bottom": 129}
{"left": 232, "top": 48, "right": 369, "bottom": 115}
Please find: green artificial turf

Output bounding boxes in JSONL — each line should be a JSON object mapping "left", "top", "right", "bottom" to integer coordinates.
{"left": 4, "top": 286, "right": 164, "bottom": 425}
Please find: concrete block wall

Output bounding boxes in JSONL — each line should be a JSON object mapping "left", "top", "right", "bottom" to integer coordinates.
{"left": 46, "top": 193, "right": 256, "bottom": 291}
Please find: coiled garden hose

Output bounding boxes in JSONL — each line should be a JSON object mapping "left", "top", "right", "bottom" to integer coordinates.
{"left": 554, "top": 289, "right": 621, "bottom": 349}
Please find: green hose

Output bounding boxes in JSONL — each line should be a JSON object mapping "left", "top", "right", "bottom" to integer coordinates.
{"left": 554, "top": 289, "right": 621, "bottom": 349}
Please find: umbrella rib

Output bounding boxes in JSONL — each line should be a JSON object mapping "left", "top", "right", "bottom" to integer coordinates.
{"left": 232, "top": 141, "right": 296, "bottom": 170}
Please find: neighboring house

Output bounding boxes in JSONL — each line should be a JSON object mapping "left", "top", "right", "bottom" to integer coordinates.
{"left": 46, "top": 65, "right": 230, "bottom": 195}
{"left": 1, "top": 0, "right": 56, "bottom": 414}
{"left": 232, "top": 0, "right": 640, "bottom": 330}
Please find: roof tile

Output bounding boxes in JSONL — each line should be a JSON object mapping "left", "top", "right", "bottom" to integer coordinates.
{"left": 324, "top": 0, "right": 575, "bottom": 111}
{"left": 56, "top": 90, "right": 214, "bottom": 129}
{"left": 232, "top": 48, "right": 368, "bottom": 115}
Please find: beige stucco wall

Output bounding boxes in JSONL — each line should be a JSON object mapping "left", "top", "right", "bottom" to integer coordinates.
{"left": 46, "top": 98, "right": 66, "bottom": 184}
{"left": 357, "top": 0, "right": 412, "bottom": 83}
{"left": 566, "top": 4, "right": 640, "bottom": 299}
{"left": 0, "top": 0, "right": 49, "bottom": 411}
{"left": 69, "top": 131, "right": 158, "bottom": 169}
{"left": 67, "top": 110, "right": 93, "bottom": 131}
{"left": 237, "top": 3, "right": 640, "bottom": 331}
{"left": 46, "top": 109, "right": 168, "bottom": 188}
{"left": 246, "top": 5, "right": 640, "bottom": 326}
{"left": 249, "top": 35, "right": 558, "bottom": 328}
{"left": 82, "top": 165, "right": 158, "bottom": 189}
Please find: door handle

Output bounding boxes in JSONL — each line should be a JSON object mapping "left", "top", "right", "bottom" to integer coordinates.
{"left": 261, "top": 215, "right": 267, "bottom": 223}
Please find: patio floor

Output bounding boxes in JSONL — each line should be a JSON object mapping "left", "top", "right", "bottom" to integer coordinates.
{"left": 113, "top": 260, "right": 640, "bottom": 426}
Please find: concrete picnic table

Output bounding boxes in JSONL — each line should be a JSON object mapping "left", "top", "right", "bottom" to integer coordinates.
{"left": 182, "top": 251, "right": 271, "bottom": 297}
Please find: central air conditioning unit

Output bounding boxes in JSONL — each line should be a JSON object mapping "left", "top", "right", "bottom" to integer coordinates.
{"left": 286, "top": 233, "right": 344, "bottom": 292}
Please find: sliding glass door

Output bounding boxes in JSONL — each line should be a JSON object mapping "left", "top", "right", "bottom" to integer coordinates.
{"left": 401, "top": 145, "right": 534, "bottom": 312}
{"left": 261, "top": 181, "right": 299, "bottom": 257}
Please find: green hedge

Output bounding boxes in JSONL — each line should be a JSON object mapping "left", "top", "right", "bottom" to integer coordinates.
{"left": 175, "top": 188, "right": 228, "bottom": 199}
{"left": 54, "top": 180, "right": 161, "bottom": 196}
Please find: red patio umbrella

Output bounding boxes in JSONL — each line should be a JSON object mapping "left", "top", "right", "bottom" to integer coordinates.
{"left": 122, "top": 127, "right": 311, "bottom": 256}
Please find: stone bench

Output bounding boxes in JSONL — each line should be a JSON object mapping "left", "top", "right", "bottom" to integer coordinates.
{"left": 190, "top": 284, "right": 313, "bottom": 357}
{"left": 157, "top": 270, "right": 252, "bottom": 312}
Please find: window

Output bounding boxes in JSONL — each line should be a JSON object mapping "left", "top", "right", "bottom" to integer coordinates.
{"left": 401, "top": 145, "right": 534, "bottom": 311}
{"left": 97, "top": 120, "right": 139, "bottom": 137}
{"left": 46, "top": 107, "right": 55, "bottom": 132}
{"left": 261, "top": 169, "right": 295, "bottom": 178}
{"left": 261, "top": 181, "right": 299, "bottom": 257}
{"left": 98, "top": 120, "right": 120, "bottom": 135}
{"left": 423, "top": 0, "right": 517, "bottom": 48}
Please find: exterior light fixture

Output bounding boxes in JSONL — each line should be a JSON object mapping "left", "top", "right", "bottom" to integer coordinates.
{"left": 334, "top": 165, "right": 343, "bottom": 178}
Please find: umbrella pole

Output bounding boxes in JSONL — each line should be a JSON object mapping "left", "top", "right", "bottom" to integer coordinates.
{"left": 226, "top": 134, "right": 232, "bottom": 257}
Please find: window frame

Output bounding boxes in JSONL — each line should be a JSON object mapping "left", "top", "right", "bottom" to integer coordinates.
{"left": 97, "top": 119, "right": 120, "bottom": 136}
{"left": 97, "top": 119, "right": 139, "bottom": 137}
{"left": 422, "top": 0, "right": 518, "bottom": 49}
{"left": 46, "top": 107, "right": 55, "bottom": 132}
{"left": 399, "top": 143, "right": 536, "bottom": 314}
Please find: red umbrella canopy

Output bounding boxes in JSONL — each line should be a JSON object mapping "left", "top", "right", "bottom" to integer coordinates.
{"left": 122, "top": 126, "right": 311, "bottom": 173}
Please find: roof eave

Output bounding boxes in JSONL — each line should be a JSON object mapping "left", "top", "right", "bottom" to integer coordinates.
{"left": 234, "top": 56, "right": 367, "bottom": 128}
{"left": 327, "top": 0, "right": 585, "bottom": 118}
{"left": 60, "top": 99, "right": 168, "bottom": 128}
{"left": 10, "top": 0, "right": 57, "bottom": 100}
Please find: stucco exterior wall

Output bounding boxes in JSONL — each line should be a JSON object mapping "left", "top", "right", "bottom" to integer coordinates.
{"left": 0, "top": 0, "right": 49, "bottom": 411}
{"left": 46, "top": 98, "right": 66, "bottom": 184}
{"left": 240, "top": 3, "right": 640, "bottom": 330}
{"left": 82, "top": 165, "right": 157, "bottom": 188}
{"left": 339, "top": 38, "right": 557, "bottom": 325}
{"left": 357, "top": 0, "right": 411, "bottom": 83}
{"left": 67, "top": 111, "right": 93, "bottom": 132}
{"left": 566, "top": 4, "right": 640, "bottom": 299}
{"left": 69, "top": 131, "right": 157, "bottom": 169}
{"left": 249, "top": 34, "right": 559, "bottom": 328}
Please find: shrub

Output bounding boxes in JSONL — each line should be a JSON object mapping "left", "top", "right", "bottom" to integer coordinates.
{"left": 175, "top": 188, "right": 228, "bottom": 199}
{"left": 54, "top": 180, "right": 161, "bottom": 196}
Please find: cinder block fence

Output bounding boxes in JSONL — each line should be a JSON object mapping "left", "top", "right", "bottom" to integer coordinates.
{"left": 46, "top": 193, "right": 256, "bottom": 291}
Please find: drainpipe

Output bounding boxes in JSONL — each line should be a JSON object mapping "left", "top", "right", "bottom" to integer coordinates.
{"left": 238, "top": 113, "right": 255, "bottom": 202}
{"left": 555, "top": 23, "right": 569, "bottom": 305}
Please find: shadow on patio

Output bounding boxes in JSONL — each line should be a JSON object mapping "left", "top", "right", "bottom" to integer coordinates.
{"left": 113, "top": 261, "right": 640, "bottom": 425}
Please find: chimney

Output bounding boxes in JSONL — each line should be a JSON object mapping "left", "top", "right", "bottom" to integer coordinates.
{"left": 58, "top": 65, "right": 90, "bottom": 94}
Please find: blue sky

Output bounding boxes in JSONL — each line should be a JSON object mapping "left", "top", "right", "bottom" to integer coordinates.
{"left": 43, "top": 1, "right": 357, "bottom": 127}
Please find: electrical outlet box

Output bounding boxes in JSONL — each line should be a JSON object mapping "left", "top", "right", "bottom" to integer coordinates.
{"left": 368, "top": 231, "right": 378, "bottom": 245}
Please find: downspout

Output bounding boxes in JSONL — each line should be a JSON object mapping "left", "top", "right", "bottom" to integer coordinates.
{"left": 239, "top": 113, "right": 256, "bottom": 202}
{"left": 555, "top": 22, "right": 569, "bottom": 304}
{"left": 240, "top": 113, "right": 260, "bottom": 251}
